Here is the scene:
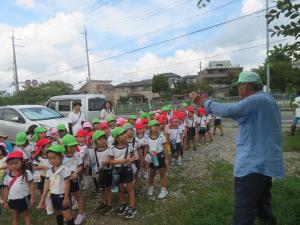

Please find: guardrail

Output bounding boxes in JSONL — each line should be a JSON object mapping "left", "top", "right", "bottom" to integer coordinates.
{"left": 114, "top": 93, "right": 294, "bottom": 114}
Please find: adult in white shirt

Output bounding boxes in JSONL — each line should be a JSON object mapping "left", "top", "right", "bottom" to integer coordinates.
{"left": 68, "top": 100, "right": 85, "bottom": 136}
{"left": 100, "top": 101, "right": 115, "bottom": 121}
{"left": 291, "top": 91, "right": 300, "bottom": 135}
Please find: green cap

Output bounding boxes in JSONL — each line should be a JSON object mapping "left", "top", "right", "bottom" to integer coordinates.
{"left": 47, "top": 144, "right": 66, "bottom": 154}
{"left": 128, "top": 115, "right": 137, "bottom": 120}
{"left": 92, "top": 118, "right": 100, "bottom": 124}
{"left": 148, "top": 120, "right": 160, "bottom": 127}
{"left": 140, "top": 112, "right": 148, "bottom": 119}
{"left": 61, "top": 134, "right": 78, "bottom": 147}
{"left": 123, "top": 123, "right": 133, "bottom": 130}
{"left": 112, "top": 127, "right": 126, "bottom": 138}
{"left": 148, "top": 111, "right": 155, "bottom": 116}
{"left": 92, "top": 130, "right": 106, "bottom": 141}
{"left": 15, "top": 132, "right": 28, "bottom": 145}
{"left": 32, "top": 126, "right": 47, "bottom": 142}
{"left": 57, "top": 124, "right": 66, "bottom": 131}
{"left": 232, "top": 71, "right": 262, "bottom": 86}
{"left": 161, "top": 105, "right": 172, "bottom": 112}
{"left": 181, "top": 102, "right": 188, "bottom": 107}
{"left": 106, "top": 116, "right": 115, "bottom": 123}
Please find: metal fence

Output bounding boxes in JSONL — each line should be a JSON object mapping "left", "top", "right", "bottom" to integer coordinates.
{"left": 114, "top": 94, "right": 293, "bottom": 114}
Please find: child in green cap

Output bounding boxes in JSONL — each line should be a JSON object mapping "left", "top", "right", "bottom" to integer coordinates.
{"left": 108, "top": 127, "right": 137, "bottom": 219}
{"left": 39, "top": 145, "right": 75, "bottom": 225}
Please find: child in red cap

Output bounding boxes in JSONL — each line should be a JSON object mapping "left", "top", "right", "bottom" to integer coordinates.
{"left": 167, "top": 116, "right": 183, "bottom": 166}
{"left": 3, "top": 151, "right": 35, "bottom": 225}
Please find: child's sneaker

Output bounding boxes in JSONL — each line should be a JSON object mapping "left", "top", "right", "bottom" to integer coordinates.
{"left": 125, "top": 207, "right": 137, "bottom": 219}
{"left": 102, "top": 205, "right": 113, "bottom": 216}
{"left": 117, "top": 204, "right": 128, "bottom": 216}
{"left": 75, "top": 213, "right": 86, "bottom": 225}
{"left": 147, "top": 186, "right": 154, "bottom": 196}
{"left": 158, "top": 190, "right": 168, "bottom": 199}
{"left": 96, "top": 203, "right": 107, "bottom": 212}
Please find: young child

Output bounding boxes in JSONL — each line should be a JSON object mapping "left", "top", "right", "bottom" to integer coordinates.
{"left": 213, "top": 115, "right": 224, "bottom": 136}
{"left": 76, "top": 130, "right": 89, "bottom": 190}
{"left": 32, "top": 126, "right": 47, "bottom": 143}
{"left": 32, "top": 139, "right": 51, "bottom": 194}
{"left": 142, "top": 118, "right": 149, "bottom": 134}
{"left": 167, "top": 117, "right": 183, "bottom": 165}
{"left": 91, "top": 130, "right": 113, "bottom": 215}
{"left": 148, "top": 112, "right": 155, "bottom": 121}
{"left": 128, "top": 115, "right": 137, "bottom": 125}
{"left": 99, "top": 123, "right": 114, "bottom": 147}
{"left": 14, "top": 132, "right": 34, "bottom": 169}
{"left": 38, "top": 145, "right": 74, "bottom": 225}
{"left": 61, "top": 134, "right": 86, "bottom": 225}
{"left": 108, "top": 127, "right": 137, "bottom": 219}
{"left": 82, "top": 122, "right": 93, "bottom": 133}
{"left": 197, "top": 109, "right": 207, "bottom": 145}
{"left": 50, "top": 128, "right": 61, "bottom": 145}
{"left": 0, "top": 132, "right": 13, "bottom": 153}
{"left": 26, "top": 124, "right": 38, "bottom": 144}
{"left": 92, "top": 118, "right": 101, "bottom": 131}
{"left": 57, "top": 124, "right": 68, "bottom": 139}
{"left": 135, "top": 123, "right": 148, "bottom": 179}
{"left": 185, "top": 107, "right": 197, "bottom": 150}
{"left": 146, "top": 120, "right": 168, "bottom": 199}
{"left": 0, "top": 143, "right": 7, "bottom": 192}
{"left": 106, "top": 116, "right": 116, "bottom": 130}
{"left": 206, "top": 113, "right": 213, "bottom": 142}
{"left": 3, "top": 151, "right": 35, "bottom": 225}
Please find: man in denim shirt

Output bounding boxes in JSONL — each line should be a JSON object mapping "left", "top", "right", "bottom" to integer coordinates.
{"left": 191, "top": 72, "right": 285, "bottom": 225}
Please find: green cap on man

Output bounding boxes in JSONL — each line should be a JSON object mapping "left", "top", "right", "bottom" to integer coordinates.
{"left": 232, "top": 71, "right": 262, "bottom": 86}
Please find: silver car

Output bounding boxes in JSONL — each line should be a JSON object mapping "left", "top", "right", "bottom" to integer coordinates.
{"left": 0, "top": 105, "right": 69, "bottom": 143}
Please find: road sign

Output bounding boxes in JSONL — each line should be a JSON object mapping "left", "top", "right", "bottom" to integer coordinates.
{"left": 25, "top": 80, "right": 31, "bottom": 86}
{"left": 32, "top": 79, "right": 38, "bottom": 86}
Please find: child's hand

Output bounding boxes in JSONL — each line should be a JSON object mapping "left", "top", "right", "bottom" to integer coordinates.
{"left": 30, "top": 197, "right": 35, "bottom": 207}
{"left": 38, "top": 199, "right": 45, "bottom": 209}
{"left": 124, "top": 158, "right": 131, "bottom": 165}
{"left": 63, "top": 197, "right": 70, "bottom": 208}
{"left": 3, "top": 202, "right": 9, "bottom": 209}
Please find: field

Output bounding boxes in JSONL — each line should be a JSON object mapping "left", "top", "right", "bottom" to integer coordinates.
{"left": 1, "top": 128, "right": 299, "bottom": 225}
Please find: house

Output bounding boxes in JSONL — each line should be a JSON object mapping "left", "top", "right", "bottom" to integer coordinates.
{"left": 182, "top": 75, "right": 198, "bottom": 84}
{"left": 198, "top": 60, "right": 243, "bottom": 97}
{"left": 79, "top": 80, "right": 115, "bottom": 104}
{"left": 114, "top": 79, "right": 159, "bottom": 104}
{"left": 158, "top": 72, "right": 182, "bottom": 87}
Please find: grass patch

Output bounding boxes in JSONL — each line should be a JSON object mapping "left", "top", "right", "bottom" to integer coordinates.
{"left": 284, "top": 130, "right": 300, "bottom": 152}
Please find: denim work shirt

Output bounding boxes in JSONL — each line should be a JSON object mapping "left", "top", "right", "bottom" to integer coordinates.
{"left": 204, "top": 91, "right": 285, "bottom": 178}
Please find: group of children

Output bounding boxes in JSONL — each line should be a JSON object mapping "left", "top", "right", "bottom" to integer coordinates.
{"left": 0, "top": 103, "right": 224, "bottom": 225}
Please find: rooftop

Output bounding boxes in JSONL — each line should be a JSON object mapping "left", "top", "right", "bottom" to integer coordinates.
{"left": 115, "top": 79, "right": 152, "bottom": 88}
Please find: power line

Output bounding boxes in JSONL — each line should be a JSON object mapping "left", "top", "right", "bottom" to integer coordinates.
{"left": 36, "top": 7, "right": 271, "bottom": 79}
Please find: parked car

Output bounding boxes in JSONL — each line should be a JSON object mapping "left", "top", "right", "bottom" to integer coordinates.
{"left": 0, "top": 105, "right": 69, "bottom": 143}
{"left": 45, "top": 94, "right": 106, "bottom": 121}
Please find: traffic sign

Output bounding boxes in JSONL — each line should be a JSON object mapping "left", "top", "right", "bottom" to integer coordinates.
{"left": 25, "top": 80, "right": 31, "bottom": 86}
{"left": 32, "top": 79, "right": 38, "bottom": 85}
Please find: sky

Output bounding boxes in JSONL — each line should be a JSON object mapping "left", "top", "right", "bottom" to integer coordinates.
{"left": 0, "top": 0, "right": 291, "bottom": 92}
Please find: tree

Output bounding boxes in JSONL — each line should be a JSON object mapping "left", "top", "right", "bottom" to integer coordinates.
{"left": 152, "top": 74, "right": 170, "bottom": 96}
{"left": 0, "top": 80, "right": 73, "bottom": 106}
{"left": 267, "top": 0, "right": 300, "bottom": 61}
{"left": 252, "top": 51, "right": 300, "bottom": 92}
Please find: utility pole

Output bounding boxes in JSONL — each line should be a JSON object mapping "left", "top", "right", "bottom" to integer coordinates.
{"left": 266, "top": 0, "right": 271, "bottom": 92}
{"left": 82, "top": 25, "right": 91, "bottom": 82}
{"left": 11, "top": 31, "right": 19, "bottom": 92}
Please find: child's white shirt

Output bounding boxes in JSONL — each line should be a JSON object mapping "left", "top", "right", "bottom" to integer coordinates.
{"left": 145, "top": 134, "right": 166, "bottom": 153}
{"left": 63, "top": 154, "right": 83, "bottom": 172}
{"left": 46, "top": 165, "right": 71, "bottom": 195}
{"left": 33, "top": 157, "right": 50, "bottom": 182}
{"left": 107, "top": 135, "right": 114, "bottom": 147}
{"left": 0, "top": 157, "right": 6, "bottom": 184}
{"left": 167, "top": 127, "right": 182, "bottom": 143}
{"left": 3, "top": 170, "right": 33, "bottom": 200}
{"left": 197, "top": 116, "right": 207, "bottom": 128}
{"left": 94, "top": 147, "right": 110, "bottom": 170}
{"left": 185, "top": 115, "right": 197, "bottom": 128}
{"left": 136, "top": 135, "right": 147, "bottom": 149}
{"left": 108, "top": 145, "right": 134, "bottom": 167}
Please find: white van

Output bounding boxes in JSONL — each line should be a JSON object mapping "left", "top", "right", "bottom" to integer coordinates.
{"left": 45, "top": 94, "right": 106, "bottom": 122}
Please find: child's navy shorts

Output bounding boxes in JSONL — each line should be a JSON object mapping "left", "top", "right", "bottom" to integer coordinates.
{"left": 8, "top": 195, "right": 30, "bottom": 212}
{"left": 149, "top": 151, "right": 166, "bottom": 169}
{"left": 51, "top": 194, "right": 71, "bottom": 211}
{"left": 119, "top": 166, "right": 134, "bottom": 184}
{"left": 70, "top": 178, "right": 80, "bottom": 193}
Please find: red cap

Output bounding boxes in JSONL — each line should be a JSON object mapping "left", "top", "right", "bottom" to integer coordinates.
{"left": 135, "top": 123, "right": 144, "bottom": 129}
{"left": 76, "top": 129, "right": 88, "bottom": 137}
{"left": 99, "top": 123, "right": 109, "bottom": 130}
{"left": 187, "top": 106, "right": 194, "bottom": 112}
{"left": 170, "top": 116, "right": 180, "bottom": 122}
{"left": 157, "top": 117, "right": 165, "bottom": 125}
{"left": 87, "top": 131, "right": 94, "bottom": 139}
{"left": 33, "top": 139, "right": 51, "bottom": 158}
{"left": 142, "top": 118, "right": 148, "bottom": 124}
{"left": 6, "top": 151, "right": 24, "bottom": 162}
{"left": 197, "top": 108, "right": 206, "bottom": 115}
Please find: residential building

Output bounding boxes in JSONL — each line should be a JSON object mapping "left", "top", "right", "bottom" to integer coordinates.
{"left": 79, "top": 80, "right": 115, "bottom": 104}
{"left": 182, "top": 75, "right": 198, "bottom": 84}
{"left": 114, "top": 79, "right": 159, "bottom": 104}
{"left": 198, "top": 60, "right": 244, "bottom": 97}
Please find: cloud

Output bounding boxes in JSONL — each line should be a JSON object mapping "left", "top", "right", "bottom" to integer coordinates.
{"left": 15, "top": 0, "right": 35, "bottom": 9}
{"left": 241, "top": 0, "right": 264, "bottom": 15}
